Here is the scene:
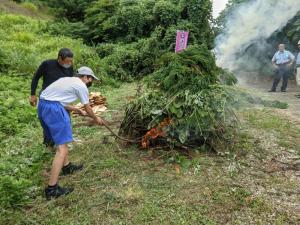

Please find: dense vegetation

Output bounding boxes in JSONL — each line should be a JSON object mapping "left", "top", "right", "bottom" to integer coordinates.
{"left": 42, "top": 0, "right": 214, "bottom": 80}
{"left": 0, "top": 12, "right": 112, "bottom": 208}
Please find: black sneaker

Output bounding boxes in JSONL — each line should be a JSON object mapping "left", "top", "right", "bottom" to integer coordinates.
{"left": 61, "top": 162, "right": 83, "bottom": 176}
{"left": 45, "top": 185, "right": 74, "bottom": 200}
{"left": 281, "top": 90, "right": 286, "bottom": 92}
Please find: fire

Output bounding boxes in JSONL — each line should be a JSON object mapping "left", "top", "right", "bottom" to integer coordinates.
{"left": 142, "top": 118, "right": 172, "bottom": 148}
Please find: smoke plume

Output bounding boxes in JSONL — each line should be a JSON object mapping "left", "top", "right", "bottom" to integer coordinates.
{"left": 215, "top": 0, "right": 300, "bottom": 77}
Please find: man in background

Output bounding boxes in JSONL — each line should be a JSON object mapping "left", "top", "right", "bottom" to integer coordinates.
{"left": 269, "top": 44, "right": 295, "bottom": 92}
{"left": 30, "top": 48, "right": 74, "bottom": 147}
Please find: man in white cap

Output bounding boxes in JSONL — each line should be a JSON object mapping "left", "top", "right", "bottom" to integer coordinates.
{"left": 296, "top": 40, "right": 300, "bottom": 86}
{"left": 38, "top": 66, "right": 104, "bottom": 200}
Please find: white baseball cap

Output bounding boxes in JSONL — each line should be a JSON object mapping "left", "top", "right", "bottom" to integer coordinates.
{"left": 298, "top": 40, "right": 300, "bottom": 45}
{"left": 77, "top": 66, "right": 99, "bottom": 80}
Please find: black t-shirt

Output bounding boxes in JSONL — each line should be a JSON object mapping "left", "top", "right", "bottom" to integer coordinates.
{"left": 30, "top": 59, "right": 74, "bottom": 95}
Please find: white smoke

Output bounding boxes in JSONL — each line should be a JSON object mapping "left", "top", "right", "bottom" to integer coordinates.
{"left": 215, "top": 0, "right": 300, "bottom": 72}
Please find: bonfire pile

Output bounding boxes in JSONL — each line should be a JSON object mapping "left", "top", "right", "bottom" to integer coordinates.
{"left": 73, "top": 92, "right": 107, "bottom": 116}
{"left": 119, "top": 46, "right": 237, "bottom": 150}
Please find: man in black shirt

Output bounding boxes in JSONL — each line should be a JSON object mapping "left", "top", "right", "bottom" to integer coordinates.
{"left": 30, "top": 48, "right": 74, "bottom": 147}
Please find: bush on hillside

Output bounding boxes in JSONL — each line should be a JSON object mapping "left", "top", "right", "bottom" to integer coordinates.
{"left": 38, "top": 0, "right": 216, "bottom": 81}
{"left": 0, "top": 13, "right": 109, "bottom": 81}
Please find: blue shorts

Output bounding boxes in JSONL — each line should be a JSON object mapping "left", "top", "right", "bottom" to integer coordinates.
{"left": 38, "top": 99, "right": 73, "bottom": 145}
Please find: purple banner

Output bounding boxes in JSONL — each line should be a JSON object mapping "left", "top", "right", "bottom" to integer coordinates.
{"left": 175, "top": 31, "right": 189, "bottom": 53}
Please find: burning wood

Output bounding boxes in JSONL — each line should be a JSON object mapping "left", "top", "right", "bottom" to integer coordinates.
{"left": 73, "top": 92, "right": 107, "bottom": 116}
{"left": 142, "top": 118, "right": 172, "bottom": 148}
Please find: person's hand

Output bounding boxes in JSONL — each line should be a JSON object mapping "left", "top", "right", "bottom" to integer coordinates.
{"left": 288, "top": 63, "right": 293, "bottom": 68}
{"left": 79, "top": 109, "right": 87, "bottom": 117}
{"left": 95, "top": 117, "right": 105, "bottom": 126}
{"left": 29, "top": 95, "right": 37, "bottom": 106}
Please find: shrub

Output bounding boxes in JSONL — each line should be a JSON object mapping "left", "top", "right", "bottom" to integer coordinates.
{"left": 44, "top": 20, "right": 90, "bottom": 41}
{"left": 0, "top": 122, "right": 49, "bottom": 208}
{"left": 41, "top": 0, "right": 96, "bottom": 22}
{"left": 153, "top": 1, "right": 179, "bottom": 27}
{"left": 21, "top": 2, "right": 38, "bottom": 12}
{"left": 97, "top": 35, "right": 161, "bottom": 80}
{"left": 0, "top": 176, "right": 32, "bottom": 208}
{"left": 0, "top": 13, "right": 111, "bottom": 84}
{"left": 84, "top": 0, "right": 213, "bottom": 47}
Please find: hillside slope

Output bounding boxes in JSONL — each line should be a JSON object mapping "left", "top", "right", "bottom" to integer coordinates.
{"left": 0, "top": 0, "right": 49, "bottom": 18}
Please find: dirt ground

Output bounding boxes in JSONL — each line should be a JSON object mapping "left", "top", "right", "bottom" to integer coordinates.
{"left": 236, "top": 79, "right": 300, "bottom": 224}
{"left": 241, "top": 79, "right": 300, "bottom": 123}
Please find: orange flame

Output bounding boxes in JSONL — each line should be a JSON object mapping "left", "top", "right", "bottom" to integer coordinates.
{"left": 142, "top": 118, "right": 172, "bottom": 148}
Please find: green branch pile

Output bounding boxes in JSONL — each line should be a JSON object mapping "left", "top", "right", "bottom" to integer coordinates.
{"left": 119, "top": 45, "right": 237, "bottom": 150}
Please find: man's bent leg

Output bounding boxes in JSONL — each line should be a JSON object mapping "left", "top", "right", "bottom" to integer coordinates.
{"left": 61, "top": 153, "right": 83, "bottom": 176}
{"left": 48, "top": 144, "right": 68, "bottom": 186}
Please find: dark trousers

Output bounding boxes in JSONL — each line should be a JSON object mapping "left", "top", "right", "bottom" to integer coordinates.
{"left": 271, "top": 64, "right": 290, "bottom": 91}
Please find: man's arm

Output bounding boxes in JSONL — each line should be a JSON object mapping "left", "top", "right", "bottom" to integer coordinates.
{"left": 64, "top": 105, "right": 87, "bottom": 116}
{"left": 84, "top": 104, "right": 105, "bottom": 125}
{"left": 75, "top": 86, "right": 105, "bottom": 125}
{"left": 272, "top": 53, "right": 278, "bottom": 68}
{"left": 272, "top": 59, "right": 278, "bottom": 67}
{"left": 66, "top": 104, "right": 104, "bottom": 125}
{"left": 30, "top": 62, "right": 45, "bottom": 106}
{"left": 288, "top": 51, "right": 295, "bottom": 64}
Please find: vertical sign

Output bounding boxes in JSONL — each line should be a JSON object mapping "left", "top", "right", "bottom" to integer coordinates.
{"left": 175, "top": 31, "right": 189, "bottom": 53}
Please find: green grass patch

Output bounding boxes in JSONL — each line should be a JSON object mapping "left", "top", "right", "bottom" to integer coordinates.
{"left": 242, "top": 109, "right": 291, "bottom": 132}
{"left": 228, "top": 86, "right": 288, "bottom": 109}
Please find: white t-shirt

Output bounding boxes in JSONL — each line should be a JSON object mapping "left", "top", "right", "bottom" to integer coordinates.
{"left": 40, "top": 77, "right": 89, "bottom": 106}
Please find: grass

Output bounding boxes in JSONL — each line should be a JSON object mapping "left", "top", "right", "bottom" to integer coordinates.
{"left": 243, "top": 108, "right": 291, "bottom": 131}
{"left": 241, "top": 108, "right": 300, "bottom": 152}
{"left": 1, "top": 83, "right": 300, "bottom": 224}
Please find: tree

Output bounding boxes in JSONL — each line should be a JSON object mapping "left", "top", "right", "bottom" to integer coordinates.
{"left": 45, "top": 0, "right": 96, "bottom": 22}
